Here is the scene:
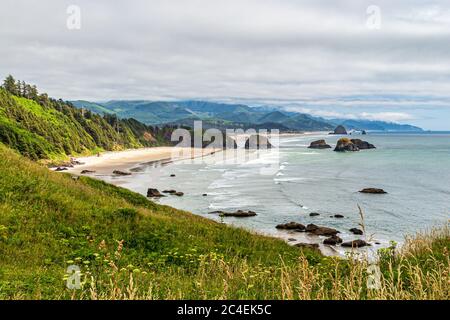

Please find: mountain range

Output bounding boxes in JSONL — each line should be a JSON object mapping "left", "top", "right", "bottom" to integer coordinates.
{"left": 71, "top": 100, "right": 423, "bottom": 132}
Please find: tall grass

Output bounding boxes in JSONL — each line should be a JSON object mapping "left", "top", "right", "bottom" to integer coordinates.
{"left": 70, "top": 225, "right": 449, "bottom": 300}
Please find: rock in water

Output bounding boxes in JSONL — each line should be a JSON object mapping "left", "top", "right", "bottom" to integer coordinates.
{"left": 147, "top": 188, "right": 165, "bottom": 197}
{"left": 334, "top": 214, "right": 344, "bottom": 218}
{"left": 244, "top": 134, "right": 272, "bottom": 149}
{"left": 309, "top": 212, "right": 320, "bottom": 217}
{"left": 80, "top": 170, "right": 95, "bottom": 174}
{"left": 359, "top": 188, "right": 387, "bottom": 194}
{"left": 305, "top": 224, "right": 340, "bottom": 236}
{"left": 341, "top": 239, "right": 370, "bottom": 248}
{"left": 334, "top": 138, "right": 359, "bottom": 152}
{"left": 323, "top": 235, "right": 343, "bottom": 245}
{"left": 331, "top": 125, "right": 348, "bottom": 135}
{"left": 362, "top": 130, "right": 367, "bottom": 135}
{"left": 174, "top": 192, "right": 184, "bottom": 196}
{"left": 308, "top": 140, "right": 332, "bottom": 149}
{"left": 113, "top": 170, "right": 131, "bottom": 176}
{"left": 349, "top": 228, "right": 364, "bottom": 235}
{"left": 276, "top": 222, "right": 306, "bottom": 231}
{"left": 350, "top": 139, "right": 375, "bottom": 150}
{"left": 220, "top": 210, "right": 257, "bottom": 217}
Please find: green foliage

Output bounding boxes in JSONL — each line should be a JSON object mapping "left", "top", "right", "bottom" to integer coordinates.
{"left": 0, "top": 77, "right": 176, "bottom": 161}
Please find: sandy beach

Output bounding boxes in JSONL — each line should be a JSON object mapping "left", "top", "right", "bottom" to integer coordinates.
{"left": 66, "top": 147, "right": 222, "bottom": 175}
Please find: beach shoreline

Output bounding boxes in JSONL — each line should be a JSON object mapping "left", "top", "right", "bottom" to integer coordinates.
{"left": 65, "top": 131, "right": 318, "bottom": 175}
{"left": 65, "top": 147, "right": 223, "bottom": 175}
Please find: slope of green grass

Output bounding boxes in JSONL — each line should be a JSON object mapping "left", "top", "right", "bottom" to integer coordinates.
{"left": 0, "top": 144, "right": 321, "bottom": 299}
{"left": 0, "top": 144, "right": 448, "bottom": 300}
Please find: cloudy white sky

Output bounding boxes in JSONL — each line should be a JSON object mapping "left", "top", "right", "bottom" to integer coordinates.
{"left": 1, "top": 0, "right": 450, "bottom": 129}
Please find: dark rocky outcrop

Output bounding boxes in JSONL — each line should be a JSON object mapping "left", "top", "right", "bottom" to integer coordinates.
{"left": 359, "top": 188, "right": 387, "bottom": 194}
{"left": 362, "top": 130, "right": 367, "bottom": 135}
{"left": 276, "top": 222, "right": 306, "bottom": 231}
{"left": 351, "top": 139, "right": 375, "bottom": 150}
{"left": 244, "top": 135, "right": 272, "bottom": 149}
{"left": 174, "top": 192, "right": 184, "bottom": 197}
{"left": 334, "top": 138, "right": 376, "bottom": 152}
{"left": 349, "top": 228, "right": 364, "bottom": 235}
{"left": 341, "top": 239, "right": 370, "bottom": 248}
{"left": 331, "top": 125, "right": 347, "bottom": 135}
{"left": 323, "top": 235, "right": 343, "bottom": 245}
{"left": 170, "top": 174, "right": 176, "bottom": 177}
{"left": 80, "top": 170, "right": 95, "bottom": 174}
{"left": 334, "top": 138, "right": 359, "bottom": 152}
{"left": 209, "top": 210, "right": 257, "bottom": 217}
{"left": 202, "top": 193, "right": 208, "bottom": 196}
{"left": 162, "top": 190, "right": 177, "bottom": 194}
{"left": 113, "top": 170, "right": 131, "bottom": 176}
{"left": 334, "top": 214, "right": 344, "bottom": 218}
{"left": 305, "top": 224, "right": 340, "bottom": 236}
{"left": 308, "top": 140, "right": 331, "bottom": 149}
{"left": 147, "top": 188, "right": 165, "bottom": 197}
{"left": 55, "top": 167, "right": 68, "bottom": 171}
{"left": 309, "top": 212, "right": 320, "bottom": 217}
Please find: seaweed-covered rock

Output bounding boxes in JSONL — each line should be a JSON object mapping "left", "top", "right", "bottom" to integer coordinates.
{"left": 334, "top": 138, "right": 359, "bottom": 152}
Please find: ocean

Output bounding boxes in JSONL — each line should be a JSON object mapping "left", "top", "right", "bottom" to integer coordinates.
{"left": 100, "top": 132, "right": 450, "bottom": 256}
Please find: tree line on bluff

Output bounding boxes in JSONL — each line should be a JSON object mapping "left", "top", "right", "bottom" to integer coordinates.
{"left": 0, "top": 75, "right": 178, "bottom": 160}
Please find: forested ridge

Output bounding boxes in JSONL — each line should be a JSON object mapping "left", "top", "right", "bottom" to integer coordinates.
{"left": 0, "top": 75, "right": 175, "bottom": 161}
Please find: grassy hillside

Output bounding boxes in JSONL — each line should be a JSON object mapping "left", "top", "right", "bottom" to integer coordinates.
{"left": 0, "top": 144, "right": 448, "bottom": 299}
{"left": 0, "top": 80, "right": 174, "bottom": 162}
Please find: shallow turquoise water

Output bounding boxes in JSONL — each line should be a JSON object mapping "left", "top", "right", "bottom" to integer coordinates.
{"left": 102, "top": 133, "right": 450, "bottom": 256}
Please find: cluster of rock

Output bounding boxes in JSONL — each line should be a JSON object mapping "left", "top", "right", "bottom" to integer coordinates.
{"left": 52, "top": 158, "right": 85, "bottom": 171}
{"left": 209, "top": 210, "right": 257, "bottom": 217}
{"left": 147, "top": 188, "right": 185, "bottom": 198}
{"left": 334, "top": 138, "right": 376, "bottom": 152}
{"left": 276, "top": 221, "right": 370, "bottom": 248}
{"left": 162, "top": 189, "right": 184, "bottom": 196}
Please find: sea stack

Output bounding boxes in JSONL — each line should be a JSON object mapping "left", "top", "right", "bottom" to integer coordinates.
{"left": 331, "top": 125, "right": 348, "bottom": 135}
{"left": 334, "top": 138, "right": 359, "bottom": 152}
{"left": 244, "top": 134, "right": 272, "bottom": 149}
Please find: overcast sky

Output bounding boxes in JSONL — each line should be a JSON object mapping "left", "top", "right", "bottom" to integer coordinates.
{"left": 1, "top": 0, "right": 450, "bottom": 129}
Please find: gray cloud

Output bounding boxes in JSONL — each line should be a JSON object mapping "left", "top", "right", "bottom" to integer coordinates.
{"left": 1, "top": 0, "right": 450, "bottom": 129}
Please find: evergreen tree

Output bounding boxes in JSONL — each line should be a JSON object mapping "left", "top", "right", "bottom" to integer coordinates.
{"left": 2, "top": 75, "right": 17, "bottom": 95}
